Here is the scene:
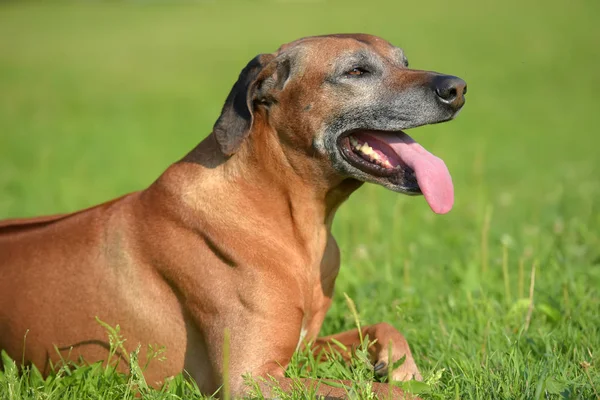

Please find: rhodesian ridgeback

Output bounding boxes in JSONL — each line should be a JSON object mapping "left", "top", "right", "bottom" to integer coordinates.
{"left": 0, "top": 34, "right": 466, "bottom": 398}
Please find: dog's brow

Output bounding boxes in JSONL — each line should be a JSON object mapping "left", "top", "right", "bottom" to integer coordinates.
{"left": 348, "top": 51, "right": 370, "bottom": 63}
{"left": 390, "top": 46, "right": 408, "bottom": 66}
{"left": 343, "top": 50, "right": 379, "bottom": 67}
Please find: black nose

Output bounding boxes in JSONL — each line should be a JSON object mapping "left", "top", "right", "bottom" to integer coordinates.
{"left": 432, "top": 75, "right": 467, "bottom": 111}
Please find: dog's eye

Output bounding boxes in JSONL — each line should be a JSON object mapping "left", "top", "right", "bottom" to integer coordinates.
{"left": 345, "top": 67, "right": 369, "bottom": 77}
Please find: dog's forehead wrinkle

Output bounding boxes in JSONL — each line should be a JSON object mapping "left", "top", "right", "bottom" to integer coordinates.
{"left": 348, "top": 49, "right": 373, "bottom": 62}
{"left": 278, "top": 34, "right": 402, "bottom": 59}
{"left": 339, "top": 50, "right": 384, "bottom": 71}
{"left": 280, "top": 36, "right": 400, "bottom": 78}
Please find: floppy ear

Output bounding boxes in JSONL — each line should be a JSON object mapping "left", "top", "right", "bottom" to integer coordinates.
{"left": 213, "top": 53, "right": 276, "bottom": 156}
{"left": 254, "top": 56, "right": 292, "bottom": 103}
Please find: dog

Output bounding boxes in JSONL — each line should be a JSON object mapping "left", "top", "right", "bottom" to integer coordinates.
{"left": 0, "top": 34, "right": 466, "bottom": 398}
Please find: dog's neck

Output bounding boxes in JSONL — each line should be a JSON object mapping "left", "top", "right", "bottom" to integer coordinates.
{"left": 181, "top": 129, "right": 361, "bottom": 223}
{"left": 170, "top": 131, "right": 361, "bottom": 255}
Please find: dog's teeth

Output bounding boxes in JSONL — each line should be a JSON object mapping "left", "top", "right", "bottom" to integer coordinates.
{"left": 351, "top": 140, "right": 393, "bottom": 168}
{"left": 360, "top": 143, "right": 374, "bottom": 155}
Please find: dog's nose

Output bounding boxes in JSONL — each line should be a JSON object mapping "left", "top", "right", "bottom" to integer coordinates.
{"left": 432, "top": 75, "right": 467, "bottom": 111}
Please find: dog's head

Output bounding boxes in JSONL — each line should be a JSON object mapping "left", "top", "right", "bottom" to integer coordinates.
{"left": 213, "top": 34, "right": 466, "bottom": 214}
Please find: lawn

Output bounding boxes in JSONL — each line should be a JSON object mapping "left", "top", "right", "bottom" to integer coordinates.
{"left": 1, "top": 0, "right": 599, "bottom": 399}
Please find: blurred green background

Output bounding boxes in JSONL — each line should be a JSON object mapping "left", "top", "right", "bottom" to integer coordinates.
{"left": 1, "top": 0, "right": 599, "bottom": 398}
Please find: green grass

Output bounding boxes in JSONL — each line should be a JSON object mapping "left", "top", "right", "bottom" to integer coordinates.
{"left": 1, "top": 0, "right": 599, "bottom": 398}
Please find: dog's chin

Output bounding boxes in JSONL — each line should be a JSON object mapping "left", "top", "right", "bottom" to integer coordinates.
{"left": 334, "top": 132, "right": 422, "bottom": 196}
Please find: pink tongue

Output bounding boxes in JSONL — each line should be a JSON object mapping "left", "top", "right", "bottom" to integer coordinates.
{"left": 368, "top": 132, "right": 454, "bottom": 214}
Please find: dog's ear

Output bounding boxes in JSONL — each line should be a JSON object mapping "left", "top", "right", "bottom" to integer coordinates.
{"left": 254, "top": 56, "right": 292, "bottom": 103}
{"left": 213, "top": 53, "right": 276, "bottom": 156}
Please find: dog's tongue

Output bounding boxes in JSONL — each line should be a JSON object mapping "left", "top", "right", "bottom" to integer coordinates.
{"left": 368, "top": 131, "right": 454, "bottom": 214}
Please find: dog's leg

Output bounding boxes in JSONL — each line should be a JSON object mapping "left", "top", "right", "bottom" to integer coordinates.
{"left": 254, "top": 363, "right": 419, "bottom": 400}
{"left": 203, "top": 318, "right": 418, "bottom": 398}
{"left": 311, "top": 323, "right": 422, "bottom": 382}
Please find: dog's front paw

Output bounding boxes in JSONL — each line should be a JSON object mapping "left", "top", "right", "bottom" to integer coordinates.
{"left": 373, "top": 356, "right": 422, "bottom": 382}
{"left": 367, "top": 322, "right": 422, "bottom": 382}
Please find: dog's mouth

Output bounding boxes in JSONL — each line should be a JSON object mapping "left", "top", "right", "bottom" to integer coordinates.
{"left": 337, "top": 130, "right": 454, "bottom": 214}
